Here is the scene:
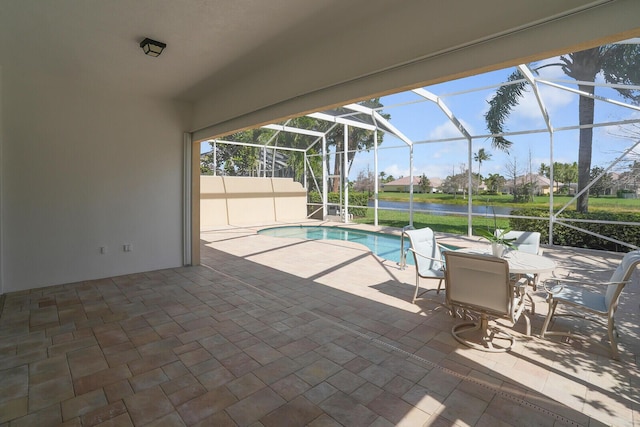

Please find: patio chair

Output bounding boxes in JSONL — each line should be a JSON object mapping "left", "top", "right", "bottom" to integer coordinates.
{"left": 496, "top": 229, "right": 542, "bottom": 313}
{"left": 444, "top": 251, "right": 530, "bottom": 352}
{"left": 541, "top": 250, "right": 640, "bottom": 360}
{"left": 495, "top": 229, "right": 542, "bottom": 256}
{"left": 404, "top": 227, "right": 446, "bottom": 303}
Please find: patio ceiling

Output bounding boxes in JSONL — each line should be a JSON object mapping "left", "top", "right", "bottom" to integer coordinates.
{"left": 2, "top": 1, "right": 639, "bottom": 140}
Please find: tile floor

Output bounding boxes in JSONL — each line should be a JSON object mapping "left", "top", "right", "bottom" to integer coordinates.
{"left": 1, "top": 222, "right": 639, "bottom": 426}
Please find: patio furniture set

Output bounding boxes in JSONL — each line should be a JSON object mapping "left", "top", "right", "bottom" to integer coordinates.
{"left": 403, "top": 227, "right": 640, "bottom": 359}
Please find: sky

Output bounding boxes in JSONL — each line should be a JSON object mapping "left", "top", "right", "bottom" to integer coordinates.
{"left": 202, "top": 42, "right": 640, "bottom": 183}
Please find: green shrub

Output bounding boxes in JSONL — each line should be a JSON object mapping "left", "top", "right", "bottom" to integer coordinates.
{"left": 510, "top": 208, "right": 640, "bottom": 252}
{"left": 308, "top": 191, "right": 369, "bottom": 217}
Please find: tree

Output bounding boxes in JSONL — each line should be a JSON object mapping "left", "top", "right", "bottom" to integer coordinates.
{"left": 539, "top": 161, "right": 578, "bottom": 193}
{"left": 504, "top": 155, "right": 526, "bottom": 201}
{"left": 419, "top": 174, "right": 431, "bottom": 193}
{"left": 485, "top": 43, "right": 640, "bottom": 212}
{"left": 200, "top": 151, "right": 216, "bottom": 175}
{"left": 589, "top": 166, "right": 613, "bottom": 197}
{"left": 207, "top": 128, "right": 272, "bottom": 177}
{"left": 379, "top": 171, "right": 386, "bottom": 186}
{"left": 203, "top": 103, "right": 386, "bottom": 189}
{"left": 485, "top": 173, "right": 506, "bottom": 193}
{"left": 327, "top": 99, "right": 390, "bottom": 192}
{"left": 442, "top": 164, "right": 468, "bottom": 198}
{"left": 473, "top": 148, "right": 492, "bottom": 189}
{"left": 353, "top": 168, "right": 375, "bottom": 194}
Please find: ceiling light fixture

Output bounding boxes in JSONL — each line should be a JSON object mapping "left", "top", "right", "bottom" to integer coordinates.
{"left": 139, "top": 38, "right": 166, "bottom": 57}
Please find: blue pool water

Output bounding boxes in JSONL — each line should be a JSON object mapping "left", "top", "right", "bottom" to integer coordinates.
{"left": 258, "top": 226, "right": 412, "bottom": 265}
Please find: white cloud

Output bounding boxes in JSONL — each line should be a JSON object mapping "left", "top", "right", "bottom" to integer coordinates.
{"left": 427, "top": 118, "right": 474, "bottom": 140}
{"left": 415, "top": 164, "right": 457, "bottom": 180}
{"left": 383, "top": 164, "right": 411, "bottom": 178}
{"left": 511, "top": 84, "right": 574, "bottom": 122}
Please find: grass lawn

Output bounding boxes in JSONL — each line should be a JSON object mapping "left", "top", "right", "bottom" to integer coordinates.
{"left": 355, "top": 208, "right": 510, "bottom": 236}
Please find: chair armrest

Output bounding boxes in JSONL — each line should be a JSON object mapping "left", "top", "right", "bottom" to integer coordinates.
{"left": 436, "top": 243, "right": 450, "bottom": 252}
{"left": 407, "top": 248, "right": 444, "bottom": 270}
{"left": 406, "top": 248, "right": 444, "bottom": 264}
{"left": 543, "top": 277, "right": 630, "bottom": 294}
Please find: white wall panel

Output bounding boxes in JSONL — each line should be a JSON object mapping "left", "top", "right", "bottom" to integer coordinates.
{"left": 1, "top": 71, "right": 190, "bottom": 292}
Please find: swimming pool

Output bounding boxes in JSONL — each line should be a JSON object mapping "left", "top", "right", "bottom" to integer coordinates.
{"left": 258, "top": 225, "right": 412, "bottom": 264}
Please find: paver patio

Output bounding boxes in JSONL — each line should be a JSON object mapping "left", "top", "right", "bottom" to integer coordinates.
{"left": 1, "top": 221, "right": 638, "bottom": 426}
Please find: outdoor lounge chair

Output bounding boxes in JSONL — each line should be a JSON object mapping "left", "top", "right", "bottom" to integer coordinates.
{"left": 541, "top": 250, "right": 640, "bottom": 360}
{"left": 444, "top": 251, "right": 530, "bottom": 352}
{"left": 404, "top": 227, "right": 446, "bottom": 303}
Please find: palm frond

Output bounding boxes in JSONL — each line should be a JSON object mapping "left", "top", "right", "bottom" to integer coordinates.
{"left": 484, "top": 70, "right": 528, "bottom": 152}
{"left": 601, "top": 44, "right": 640, "bottom": 103}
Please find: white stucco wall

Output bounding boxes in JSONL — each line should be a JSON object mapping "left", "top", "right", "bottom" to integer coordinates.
{"left": 1, "top": 72, "right": 190, "bottom": 293}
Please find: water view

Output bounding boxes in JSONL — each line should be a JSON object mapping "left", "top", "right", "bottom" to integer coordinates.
{"left": 369, "top": 200, "right": 512, "bottom": 216}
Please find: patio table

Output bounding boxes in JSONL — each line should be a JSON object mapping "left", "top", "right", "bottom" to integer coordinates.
{"left": 455, "top": 247, "right": 556, "bottom": 275}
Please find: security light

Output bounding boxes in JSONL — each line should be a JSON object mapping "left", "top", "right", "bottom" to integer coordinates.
{"left": 139, "top": 38, "right": 166, "bottom": 57}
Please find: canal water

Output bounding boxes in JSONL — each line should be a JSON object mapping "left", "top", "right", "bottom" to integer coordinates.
{"left": 368, "top": 200, "right": 512, "bottom": 216}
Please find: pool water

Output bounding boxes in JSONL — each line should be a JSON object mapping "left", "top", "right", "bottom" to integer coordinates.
{"left": 258, "top": 225, "right": 412, "bottom": 265}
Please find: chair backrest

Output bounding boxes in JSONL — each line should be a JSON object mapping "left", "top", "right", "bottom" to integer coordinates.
{"left": 405, "top": 227, "right": 443, "bottom": 275}
{"left": 444, "top": 251, "right": 513, "bottom": 317}
{"left": 605, "top": 250, "right": 640, "bottom": 310}
{"left": 495, "top": 229, "right": 541, "bottom": 254}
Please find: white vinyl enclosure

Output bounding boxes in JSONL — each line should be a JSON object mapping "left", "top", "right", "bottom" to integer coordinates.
{"left": 203, "top": 43, "right": 640, "bottom": 250}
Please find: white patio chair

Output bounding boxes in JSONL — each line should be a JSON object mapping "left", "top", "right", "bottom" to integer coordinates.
{"left": 496, "top": 229, "right": 542, "bottom": 256}
{"left": 404, "top": 227, "right": 447, "bottom": 303}
{"left": 541, "top": 250, "right": 640, "bottom": 360}
{"left": 444, "top": 251, "right": 530, "bottom": 352}
{"left": 496, "top": 229, "right": 542, "bottom": 313}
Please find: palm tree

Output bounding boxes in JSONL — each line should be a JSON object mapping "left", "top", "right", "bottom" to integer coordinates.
{"left": 485, "top": 43, "right": 640, "bottom": 212}
{"left": 485, "top": 173, "right": 505, "bottom": 193}
{"left": 473, "top": 148, "right": 492, "bottom": 192}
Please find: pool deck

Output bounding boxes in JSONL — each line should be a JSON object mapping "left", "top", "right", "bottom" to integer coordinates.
{"left": 1, "top": 219, "right": 639, "bottom": 426}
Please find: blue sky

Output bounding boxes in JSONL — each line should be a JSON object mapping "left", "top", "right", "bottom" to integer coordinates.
{"left": 349, "top": 56, "right": 640, "bottom": 181}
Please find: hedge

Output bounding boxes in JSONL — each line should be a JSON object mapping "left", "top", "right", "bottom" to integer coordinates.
{"left": 509, "top": 208, "right": 640, "bottom": 252}
{"left": 308, "top": 191, "right": 369, "bottom": 217}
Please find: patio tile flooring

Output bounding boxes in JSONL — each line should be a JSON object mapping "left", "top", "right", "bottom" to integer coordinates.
{"left": 1, "top": 221, "right": 639, "bottom": 426}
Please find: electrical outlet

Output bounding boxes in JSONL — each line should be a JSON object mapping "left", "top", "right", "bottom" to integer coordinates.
{"left": 100, "top": 246, "right": 108, "bottom": 254}
{"left": 123, "top": 244, "right": 132, "bottom": 252}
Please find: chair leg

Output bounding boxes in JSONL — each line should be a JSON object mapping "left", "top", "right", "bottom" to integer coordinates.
{"left": 412, "top": 277, "right": 445, "bottom": 303}
{"left": 451, "top": 314, "right": 515, "bottom": 352}
{"left": 607, "top": 317, "right": 619, "bottom": 360}
{"left": 526, "top": 291, "right": 536, "bottom": 315}
{"left": 436, "top": 278, "right": 443, "bottom": 295}
{"left": 412, "top": 273, "right": 420, "bottom": 303}
{"left": 541, "top": 299, "right": 557, "bottom": 337}
{"left": 522, "top": 312, "right": 531, "bottom": 336}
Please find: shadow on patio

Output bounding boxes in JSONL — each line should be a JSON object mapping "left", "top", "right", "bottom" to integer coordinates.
{"left": 198, "top": 225, "right": 640, "bottom": 426}
{"left": 0, "top": 224, "right": 637, "bottom": 426}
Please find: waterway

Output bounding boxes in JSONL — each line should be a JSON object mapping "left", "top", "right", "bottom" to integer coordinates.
{"left": 369, "top": 200, "right": 512, "bottom": 216}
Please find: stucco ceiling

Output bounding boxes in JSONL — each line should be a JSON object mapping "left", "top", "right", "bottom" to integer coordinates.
{"left": 2, "top": 1, "right": 639, "bottom": 133}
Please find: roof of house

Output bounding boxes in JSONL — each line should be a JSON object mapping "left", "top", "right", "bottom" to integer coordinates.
{"left": 384, "top": 177, "right": 419, "bottom": 186}
{"left": 383, "top": 176, "right": 443, "bottom": 187}
{"left": 508, "top": 173, "right": 555, "bottom": 187}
